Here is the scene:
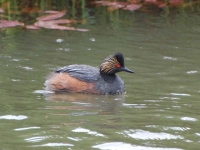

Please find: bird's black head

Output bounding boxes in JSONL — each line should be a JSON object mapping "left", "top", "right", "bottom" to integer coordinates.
{"left": 100, "top": 52, "right": 134, "bottom": 75}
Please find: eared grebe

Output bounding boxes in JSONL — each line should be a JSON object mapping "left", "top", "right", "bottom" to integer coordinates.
{"left": 45, "top": 52, "right": 134, "bottom": 94}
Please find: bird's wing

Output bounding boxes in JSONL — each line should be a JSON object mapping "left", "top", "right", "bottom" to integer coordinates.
{"left": 55, "top": 64, "right": 99, "bottom": 82}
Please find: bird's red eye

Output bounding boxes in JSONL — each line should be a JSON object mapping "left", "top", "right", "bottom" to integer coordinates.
{"left": 116, "top": 63, "right": 121, "bottom": 68}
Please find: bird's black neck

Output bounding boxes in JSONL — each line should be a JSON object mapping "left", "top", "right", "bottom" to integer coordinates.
{"left": 100, "top": 72, "right": 116, "bottom": 83}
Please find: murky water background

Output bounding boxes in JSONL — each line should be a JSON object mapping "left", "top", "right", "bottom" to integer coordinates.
{"left": 0, "top": 10, "right": 200, "bottom": 150}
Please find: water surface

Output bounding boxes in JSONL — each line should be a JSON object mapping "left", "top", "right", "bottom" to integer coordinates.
{"left": 0, "top": 10, "right": 200, "bottom": 150}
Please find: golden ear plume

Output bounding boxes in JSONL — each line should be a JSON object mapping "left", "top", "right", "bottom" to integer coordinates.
{"left": 100, "top": 56, "right": 120, "bottom": 74}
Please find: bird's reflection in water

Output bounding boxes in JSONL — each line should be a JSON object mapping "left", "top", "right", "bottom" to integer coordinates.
{"left": 44, "top": 92, "right": 126, "bottom": 115}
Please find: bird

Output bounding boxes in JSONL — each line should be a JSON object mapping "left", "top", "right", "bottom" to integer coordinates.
{"left": 44, "top": 52, "right": 134, "bottom": 95}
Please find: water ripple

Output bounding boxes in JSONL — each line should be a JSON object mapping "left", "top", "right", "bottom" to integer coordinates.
{"left": 119, "top": 129, "right": 183, "bottom": 140}
{"left": 19, "top": 66, "right": 33, "bottom": 70}
{"left": 186, "top": 70, "right": 198, "bottom": 74}
{"left": 160, "top": 97, "right": 180, "bottom": 100}
{"left": 146, "top": 125, "right": 190, "bottom": 131}
{"left": 163, "top": 126, "right": 191, "bottom": 131}
{"left": 33, "top": 143, "right": 73, "bottom": 147}
{"left": 67, "top": 137, "right": 82, "bottom": 141}
{"left": 163, "top": 56, "right": 177, "bottom": 60}
{"left": 122, "top": 103, "right": 147, "bottom": 108}
{"left": 12, "top": 79, "right": 20, "bottom": 82}
{"left": 56, "top": 38, "right": 64, "bottom": 43}
{"left": 170, "top": 93, "right": 190, "bottom": 96}
{"left": 25, "top": 136, "right": 47, "bottom": 142}
{"left": 92, "top": 142, "right": 183, "bottom": 150}
{"left": 72, "top": 127, "right": 105, "bottom": 137}
{"left": 181, "top": 117, "right": 197, "bottom": 122}
{"left": 14, "top": 126, "right": 40, "bottom": 131}
{"left": 0, "top": 115, "right": 27, "bottom": 120}
{"left": 195, "top": 133, "right": 200, "bottom": 136}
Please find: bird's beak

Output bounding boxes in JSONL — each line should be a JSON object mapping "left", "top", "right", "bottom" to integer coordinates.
{"left": 123, "top": 67, "right": 134, "bottom": 73}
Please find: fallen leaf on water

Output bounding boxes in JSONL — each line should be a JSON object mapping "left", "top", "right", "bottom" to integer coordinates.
{"left": 46, "top": 19, "right": 75, "bottom": 24}
{"left": 36, "top": 10, "right": 67, "bottom": 21}
{"left": 0, "top": 20, "right": 24, "bottom": 29}
{"left": 108, "top": 2, "right": 127, "bottom": 8}
{"left": 128, "top": 0, "right": 141, "bottom": 3}
{"left": 144, "top": 0, "right": 157, "bottom": 3}
{"left": 94, "top": 1, "right": 127, "bottom": 7}
{"left": 94, "top": 1, "right": 112, "bottom": 6}
{"left": 95, "top": 1, "right": 127, "bottom": 12}
{"left": 75, "top": 28, "right": 89, "bottom": 32}
{"left": 45, "top": 10, "right": 61, "bottom": 14}
{"left": 25, "top": 25, "right": 40, "bottom": 29}
{"left": 49, "top": 25, "right": 75, "bottom": 30}
{"left": 144, "top": 0, "right": 183, "bottom": 8}
{"left": 106, "top": 2, "right": 127, "bottom": 11}
{"left": 94, "top": 1, "right": 143, "bottom": 11}
{"left": 35, "top": 20, "right": 53, "bottom": 28}
{"left": 144, "top": 0, "right": 165, "bottom": 8}
{"left": 124, "top": 4, "right": 142, "bottom": 11}
{"left": 0, "top": 8, "right": 88, "bottom": 31}
{"left": 35, "top": 19, "right": 74, "bottom": 28}
{"left": 34, "top": 20, "right": 89, "bottom": 31}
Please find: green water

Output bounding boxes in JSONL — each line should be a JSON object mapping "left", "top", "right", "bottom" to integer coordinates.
{"left": 0, "top": 11, "right": 200, "bottom": 150}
